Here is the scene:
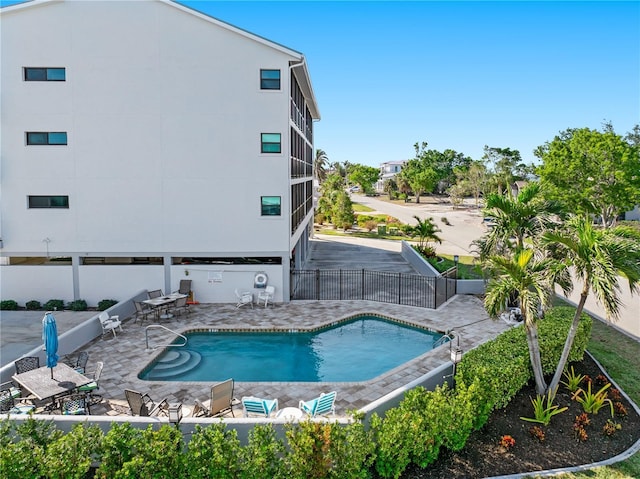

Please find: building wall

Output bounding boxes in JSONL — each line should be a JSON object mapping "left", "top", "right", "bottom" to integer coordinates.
{"left": 0, "top": 1, "right": 318, "bottom": 304}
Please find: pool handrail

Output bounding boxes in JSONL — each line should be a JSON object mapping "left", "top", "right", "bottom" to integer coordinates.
{"left": 145, "top": 324, "right": 187, "bottom": 351}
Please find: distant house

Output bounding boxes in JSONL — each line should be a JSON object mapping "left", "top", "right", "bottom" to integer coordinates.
{"left": 624, "top": 206, "right": 640, "bottom": 221}
{"left": 510, "top": 181, "right": 529, "bottom": 197}
{"left": 0, "top": 0, "right": 320, "bottom": 305}
{"left": 375, "top": 160, "right": 407, "bottom": 192}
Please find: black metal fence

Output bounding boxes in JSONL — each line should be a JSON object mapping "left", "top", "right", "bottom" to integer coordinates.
{"left": 291, "top": 269, "right": 457, "bottom": 309}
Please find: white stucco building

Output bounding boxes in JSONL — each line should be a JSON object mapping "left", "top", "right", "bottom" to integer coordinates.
{"left": 375, "top": 160, "right": 406, "bottom": 192}
{"left": 0, "top": 0, "right": 320, "bottom": 305}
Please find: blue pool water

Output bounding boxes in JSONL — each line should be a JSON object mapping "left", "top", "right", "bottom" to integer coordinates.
{"left": 138, "top": 316, "right": 444, "bottom": 382}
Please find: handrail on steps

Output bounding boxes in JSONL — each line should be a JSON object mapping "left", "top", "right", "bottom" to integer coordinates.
{"left": 145, "top": 324, "right": 187, "bottom": 352}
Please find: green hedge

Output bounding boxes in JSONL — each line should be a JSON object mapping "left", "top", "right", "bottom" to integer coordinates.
{"left": 0, "top": 306, "right": 591, "bottom": 479}
{"left": 1, "top": 418, "right": 375, "bottom": 479}
{"left": 457, "top": 306, "right": 592, "bottom": 413}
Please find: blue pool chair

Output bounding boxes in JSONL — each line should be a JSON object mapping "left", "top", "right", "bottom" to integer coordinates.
{"left": 299, "top": 391, "right": 337, "bottom": 418}
{"left": 241, "top": 396, "right": 278, "bottom": 417}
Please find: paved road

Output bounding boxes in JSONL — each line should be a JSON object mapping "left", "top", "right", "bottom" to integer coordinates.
{"left": 350, "top": 194, "right": 640, "bottom": 340}
{"left": 352, "top": 194, "right": 486, "bottom": 256}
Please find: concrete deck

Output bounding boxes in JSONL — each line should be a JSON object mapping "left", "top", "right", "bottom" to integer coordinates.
{"left": 77, "top": 295, "right": 509, "bottom": 417}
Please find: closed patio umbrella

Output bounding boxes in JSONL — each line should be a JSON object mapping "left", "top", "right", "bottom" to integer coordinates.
{"left": 42, "top": 311, "right": 59, "bottom": 379}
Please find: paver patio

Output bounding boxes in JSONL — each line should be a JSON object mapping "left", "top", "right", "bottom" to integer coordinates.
{"left": 77, "top": 295, "right": 509, "bottom": 417}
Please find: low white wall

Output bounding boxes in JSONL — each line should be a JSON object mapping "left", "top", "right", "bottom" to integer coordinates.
{"left": 0, "top": 264, "right": 285, "bottom": 306}
{"left": 400, "top": 241, "right": 440, "bottom": 277}
{"left": 3, "top": 362, "right": 456, "bottom": 444}
{"left": 0, "top": 291, "right": 144, "bottom": 385}
{"left": 0, "top": 266, "right": 74, "bottom": 305}
{"left": 79, "top": 267, "right": 164, "bottom": 305}
{"left": 456, "top": 279, "right": 486, "bottom": 295}
{"left": 173, "top": 264, "right": 283, "bottom": 304}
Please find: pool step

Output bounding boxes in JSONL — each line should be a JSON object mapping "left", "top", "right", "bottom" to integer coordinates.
{"left": 143, "top": 350, "right": 203, "bottom": 380}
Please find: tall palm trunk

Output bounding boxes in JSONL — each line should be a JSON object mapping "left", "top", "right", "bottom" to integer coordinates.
{"left": 524, "top": 320, "right": 548, "bottom": 394}
{"left": 547, "top": 285, "right": 589, "bottom": 393}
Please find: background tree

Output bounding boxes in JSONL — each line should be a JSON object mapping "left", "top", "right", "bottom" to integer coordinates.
{"left": 332, "top": 191, "right": 355, "bottom": 231}
{"left": 543, "top": 215, "right": 640, "bottom": 393}
{"left": 347, "top": 164, "right": 380, "bottom": 194}
{"left": 535, "top": 125, "right": 640, "bottom": 228}
{"left": 316, "top": 172, "right": 345, "bottom": 223}
{"left": 483, "top": 146, "right": 522, "bottom": 195}
{"left": 454, "top": 160, "right": 487, "bottom": 208}
{"left": 383, "top": 177, "right": 398, "bottom": 200}
{"left": 314, "top": 149, "right": 329, "bottom": 184}
{"left": 397, "top": 158, "right": 437, "bottom": 204}
{"left": 447, "top": 183, "right": 465, "bottom": 209}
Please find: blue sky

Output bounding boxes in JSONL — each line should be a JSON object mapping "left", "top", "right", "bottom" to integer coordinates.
{"left": 3, "top": 1, "right": 638, "bottom": 167}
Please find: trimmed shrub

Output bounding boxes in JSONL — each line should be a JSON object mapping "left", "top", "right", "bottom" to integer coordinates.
{"left": 68, "top": 299, "right": 88, "bottom": 311}
{"left": 282, "top": 418, "right": 374, "bottom": 479}
{"left": 98, "top": 299, "right": 118, "bottom": 311}
{"left": 43, "top": 299, "right": 65, "bottom": 311}
{"left": 25, "top": 300, "right": 42, "bottom": 310}
{"left": 44, "top": 423, "right": 103, "bottom": 479}
{"left": 456, "top": 305, "right": 592, "bottom": 422}
{"left": 0, "top": 300, "right": 18, "bottom": 310}
{"left": 117, "top": 425, "right": 185, "bottom": 478}
{"left": 184, "top": 423, "right": 242, "bottom": 478}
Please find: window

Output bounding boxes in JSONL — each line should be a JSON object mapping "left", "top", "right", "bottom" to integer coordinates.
{"left": 260, "top": 69, "right": 280, "bottom": 90}
{"left": 261, "top": 133, "right": 281, "bottom": 153}
{"left": 24, "top": 67, "right": 66, "bottom": 81}
{"left": 26, "top": 132, "right": 67, "bottom": 145}
{"left": 28, "top": 195, "right": 69, "bottom": 208}
{"left": 261, "top": 196, "right": 281, "bottom": 216}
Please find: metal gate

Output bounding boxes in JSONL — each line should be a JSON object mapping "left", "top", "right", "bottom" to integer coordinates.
{"left": 291, "top": 269, "right": 456, "bottom": 309}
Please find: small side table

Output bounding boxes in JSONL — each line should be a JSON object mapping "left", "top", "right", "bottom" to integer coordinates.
{"left": 276, "top": 406, "right": 304, "bottom": 420}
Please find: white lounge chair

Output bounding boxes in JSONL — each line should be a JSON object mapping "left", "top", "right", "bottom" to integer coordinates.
{"left": 257, "top": 285, "right": 275, "bottom": 308}
{"left": 235, "top": 289, "right": 253, "bottom": 309}
{"left": 241, "top": 396, "right": 278, "bottom": 417}
{"left": 299, "top": 391, "right": 337, "bottom": 417}
{"left": 99, "top": 311, "right": 122, "bottom": 338}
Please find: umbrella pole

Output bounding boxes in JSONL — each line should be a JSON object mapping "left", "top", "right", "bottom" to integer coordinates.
{"left": 51, "top": 367, "right": 53, "bottom": 379}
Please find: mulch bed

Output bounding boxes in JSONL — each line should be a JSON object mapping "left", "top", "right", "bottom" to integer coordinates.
{"left": 395, "top": 353, "right": 640, "bottom": 478}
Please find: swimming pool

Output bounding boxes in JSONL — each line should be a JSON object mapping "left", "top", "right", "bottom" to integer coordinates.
{"left": 138, "top": 316, "right": 445, "bottom": 382}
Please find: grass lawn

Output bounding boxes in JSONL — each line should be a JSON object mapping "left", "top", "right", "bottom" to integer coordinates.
{"left": 554, "top": 318, "right": 640, "bottom": 478}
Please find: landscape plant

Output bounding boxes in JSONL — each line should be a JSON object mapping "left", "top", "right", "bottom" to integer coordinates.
{"left": 561, "top": 366, "right": 585, "bottom": 394}
{"left": 542, "top": 215, "right": 640, "bottom": 394}
{"left": 519, "top": 388, "right": 568, "bottom": 426}
{"left": 44, "top": 299, "right": 65, "bottom": 311}
{"left": 184, "top": 423, "right": 242, "bottom": 478}
{"left": 410, "top": 215, "right": 442, "bottom": 256}
{"left": 573, "top": 382, "right": 614, "bottom": 416}
{"left": 484, "top": 248, "right": 570, "bottom": 394}
{"left": 98, "top": 299, "right": 118, "bottom": 311}
{"left": 68, "top": 299, "right": 88, "bottom": 311}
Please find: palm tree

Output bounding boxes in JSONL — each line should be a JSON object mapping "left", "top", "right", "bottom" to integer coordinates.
{"left": 475, "top": 182, "right": 563, "bottom": 260}
{"left": 544, "top": 215, "right": 640, "bottom": 393}
{"left": 411, "top": 216, "right": 442, "bottom": 255}
{"left": 484, "top": 248, "right": 569, "bottom": 394}
{"left": 314, "top": 149, "right": 329, "bottom": 184}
